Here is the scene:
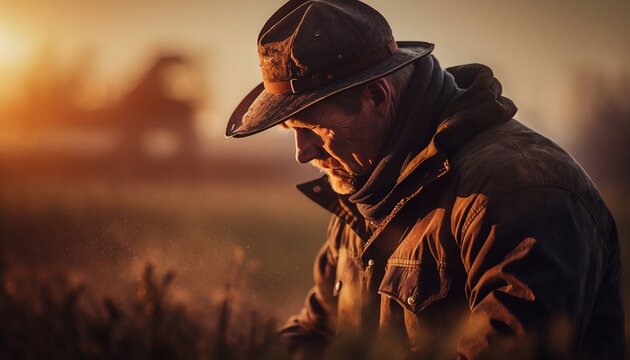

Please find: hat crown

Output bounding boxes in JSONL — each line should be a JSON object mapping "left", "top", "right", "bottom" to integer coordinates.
{"left": 258, "top": 0, "right": 393, "bottom": 83}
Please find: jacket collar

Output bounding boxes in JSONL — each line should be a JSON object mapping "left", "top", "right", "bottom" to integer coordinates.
{"left": 296, "top": 176, "right": 370, "bottom": 240}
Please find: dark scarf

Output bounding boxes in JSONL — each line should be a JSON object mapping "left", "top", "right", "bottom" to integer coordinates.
{"left": 348, "top": 55, "right": 462, "bottom": 222}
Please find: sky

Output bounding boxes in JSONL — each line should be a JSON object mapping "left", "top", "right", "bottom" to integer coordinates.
{"left": 0, "top": 0, "right": 629, "bottom": 148}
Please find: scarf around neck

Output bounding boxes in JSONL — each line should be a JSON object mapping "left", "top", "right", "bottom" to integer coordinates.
{"left": 348, "top": 55, "right": 462, "bottom": 222}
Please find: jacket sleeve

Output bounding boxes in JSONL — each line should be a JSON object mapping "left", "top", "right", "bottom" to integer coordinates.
{"left": 454, "top": 186, "right": 614, "bottom": 359}
{"left": 278, "top": 215, "right": 340, "bottom": 353}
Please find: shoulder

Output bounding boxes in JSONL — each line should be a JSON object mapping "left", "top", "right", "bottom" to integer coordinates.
{"left": 451, "top": 119, "right": 573, "bottom": 193}
{"left": 448, "top": 119, "right": 614, "bottom": 240}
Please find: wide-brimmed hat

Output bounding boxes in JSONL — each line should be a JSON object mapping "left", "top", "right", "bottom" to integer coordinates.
{"left": 225, "top": 0, "right": 433, "bottom": 138}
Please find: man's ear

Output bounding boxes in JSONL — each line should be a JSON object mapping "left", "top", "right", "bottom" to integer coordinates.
{"left": 366, "top": 78, "right": 392, "bottom": 117}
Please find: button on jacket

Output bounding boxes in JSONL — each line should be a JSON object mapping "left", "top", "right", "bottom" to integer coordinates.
{"left": 279, "top": 64, "right": 624, "bottom": 359}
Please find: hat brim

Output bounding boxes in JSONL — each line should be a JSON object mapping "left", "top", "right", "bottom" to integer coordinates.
{"left": 225, "top": 41, "right": 434, "bottom": 138}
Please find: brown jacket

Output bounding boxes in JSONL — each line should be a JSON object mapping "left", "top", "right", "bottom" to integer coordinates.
{"left": 280, "top": 64, "right": 624, "bottom": 359}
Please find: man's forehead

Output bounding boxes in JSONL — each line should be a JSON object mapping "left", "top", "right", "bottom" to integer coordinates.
{"left": 284, "top": 99, "right": 337, "bottom": 127}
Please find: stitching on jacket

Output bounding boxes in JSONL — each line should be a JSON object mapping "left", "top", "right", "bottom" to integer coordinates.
{"left": 386, "top": 258, "right": 421, "bottom": 267}
{"left": 385, "top": 258, "right": 448, "bottom": 269}
{"left": 460, "top": 199, "right": 488, "bottom": 241}
{"left": 509, "top": 137, "right": 541, "bottom": 186}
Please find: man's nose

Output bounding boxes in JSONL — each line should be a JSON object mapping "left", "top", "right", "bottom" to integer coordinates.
{"left": 294, "top": 129, "right": 321, "bottom": 164}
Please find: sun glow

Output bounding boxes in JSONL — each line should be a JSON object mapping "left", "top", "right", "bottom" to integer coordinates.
{"left": 0, "top": 24, "right": 32, "bottom": 69}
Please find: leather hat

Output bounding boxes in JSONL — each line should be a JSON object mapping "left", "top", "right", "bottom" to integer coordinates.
{"left": 225, "top": 0, "right": 434, "bottom": 138}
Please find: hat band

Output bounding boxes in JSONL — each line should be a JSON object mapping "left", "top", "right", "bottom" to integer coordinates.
{"left": 264, "top": 40, "right": 398, "bottom": 95}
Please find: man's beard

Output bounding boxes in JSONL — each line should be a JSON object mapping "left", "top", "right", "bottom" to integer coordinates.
{"left": 310, "top": 159, "right": 358, "bottom": 195}
{"left": 326, "top": 169, "right": 358, "bottom": 194}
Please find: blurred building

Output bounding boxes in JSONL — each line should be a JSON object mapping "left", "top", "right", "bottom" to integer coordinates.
{"left": 0, "top": 53, "right": 202, "bottom": 178}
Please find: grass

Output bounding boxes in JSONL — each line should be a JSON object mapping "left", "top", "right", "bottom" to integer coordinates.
{"left": 0, "top": 179, "right": 330, "bottom": 325}
{"left": 1, "top": 177, "right": 628, "bottom": 359}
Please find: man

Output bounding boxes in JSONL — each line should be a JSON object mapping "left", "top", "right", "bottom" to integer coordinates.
{"left": 226, "top": 0, "right": 624, "bottom": 358}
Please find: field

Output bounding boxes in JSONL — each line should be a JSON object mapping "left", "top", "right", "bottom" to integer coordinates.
{"left": 1, "top": 153, "right": 628, "bottom": 358}
{"left": 1, "top": 175, "right": 330, "bottom": 314}
{"left": 0, "top": 151, "right": 338, "bottom": 357}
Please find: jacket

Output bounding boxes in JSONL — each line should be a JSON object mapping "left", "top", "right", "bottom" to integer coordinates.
{"left": 279, "top": 64, "right": 624, "bottom": 359}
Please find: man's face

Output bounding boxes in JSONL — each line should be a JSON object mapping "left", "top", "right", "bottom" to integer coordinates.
{"left": 284, "top": 91, "right": 390, "bottom": 194}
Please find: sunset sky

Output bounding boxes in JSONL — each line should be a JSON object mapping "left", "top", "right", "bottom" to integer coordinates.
{"left": 1, "top": 0, "right": 629, "bottom": 147}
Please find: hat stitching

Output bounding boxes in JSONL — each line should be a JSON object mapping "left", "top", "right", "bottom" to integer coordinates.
{"left": 288, "top": 4, "right": 316, "bottom": 79}
{"left": 258, "top": 1, "right": 314, "bottom": 45}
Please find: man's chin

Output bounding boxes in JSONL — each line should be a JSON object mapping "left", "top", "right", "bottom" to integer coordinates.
{"left": 327, "top": 173, "right": 357, "bottom": 195}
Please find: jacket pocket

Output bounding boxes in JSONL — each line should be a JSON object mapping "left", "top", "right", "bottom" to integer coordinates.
{"left": 377, "top": 258, "right": 451, "bottom": 313}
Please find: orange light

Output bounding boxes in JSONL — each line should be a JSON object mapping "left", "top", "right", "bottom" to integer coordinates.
{"left": 0, "top": 24, "right": 31, "bottom": 69}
